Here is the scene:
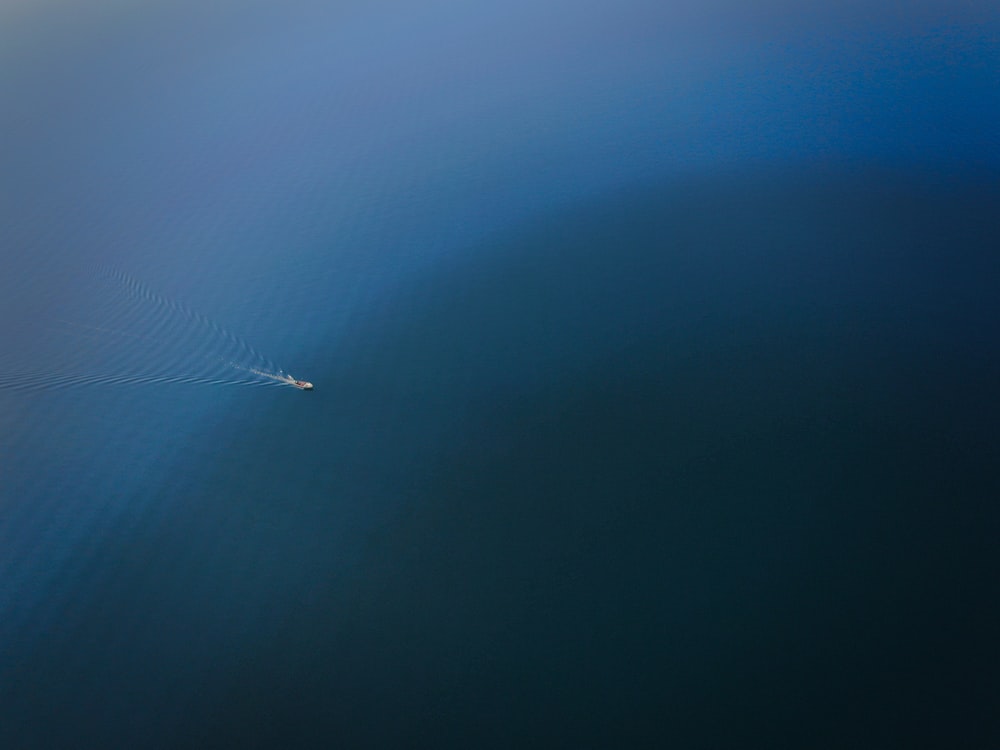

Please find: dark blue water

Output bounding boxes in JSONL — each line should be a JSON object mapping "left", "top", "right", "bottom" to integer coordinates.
{"left": 2, "top": 3, "right": 998, "bottom": 747}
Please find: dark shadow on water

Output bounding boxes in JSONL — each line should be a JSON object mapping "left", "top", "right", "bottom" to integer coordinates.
{"left": 187, "top": 167, "right": 997, "bottom": 747}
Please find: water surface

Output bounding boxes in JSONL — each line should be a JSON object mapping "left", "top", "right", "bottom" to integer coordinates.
{"left": 1, "top": 2, "right": 998, "bottom": 746}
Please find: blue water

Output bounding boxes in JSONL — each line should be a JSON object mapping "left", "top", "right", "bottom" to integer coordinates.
{"left": 2, "top": 2, "right": 998, "bottom": 747}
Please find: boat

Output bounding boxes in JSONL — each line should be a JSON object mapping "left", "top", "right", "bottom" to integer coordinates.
{"left": 287, "top": 375, "right": 314, "bottom": 390}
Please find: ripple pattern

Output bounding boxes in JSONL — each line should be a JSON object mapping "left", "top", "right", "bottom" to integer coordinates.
{"left": 1, "top": 266, "right": 300, "bottom": 392}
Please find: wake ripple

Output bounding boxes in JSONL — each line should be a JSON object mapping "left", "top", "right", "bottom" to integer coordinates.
{"left": 0, "top": 267, "right": 307, "bottom": 393}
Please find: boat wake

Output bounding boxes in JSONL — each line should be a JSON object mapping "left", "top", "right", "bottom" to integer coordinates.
{"left": 0, "top": 367, "right": 270, "bottom": 393}
{"left": 0, "top": 267, "right": 309, "bottom": 393}
{"left": 239, "top": 366, "right": 313, "bottom": 389}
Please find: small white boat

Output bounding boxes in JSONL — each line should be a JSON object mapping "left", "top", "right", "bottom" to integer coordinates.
{"left": 287, "top": 375, "right": 313, "bottom": 390}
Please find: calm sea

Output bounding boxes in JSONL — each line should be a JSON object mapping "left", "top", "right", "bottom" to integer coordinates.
{"left": 1, "top": 3, "right": 997, "bottom": 747}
